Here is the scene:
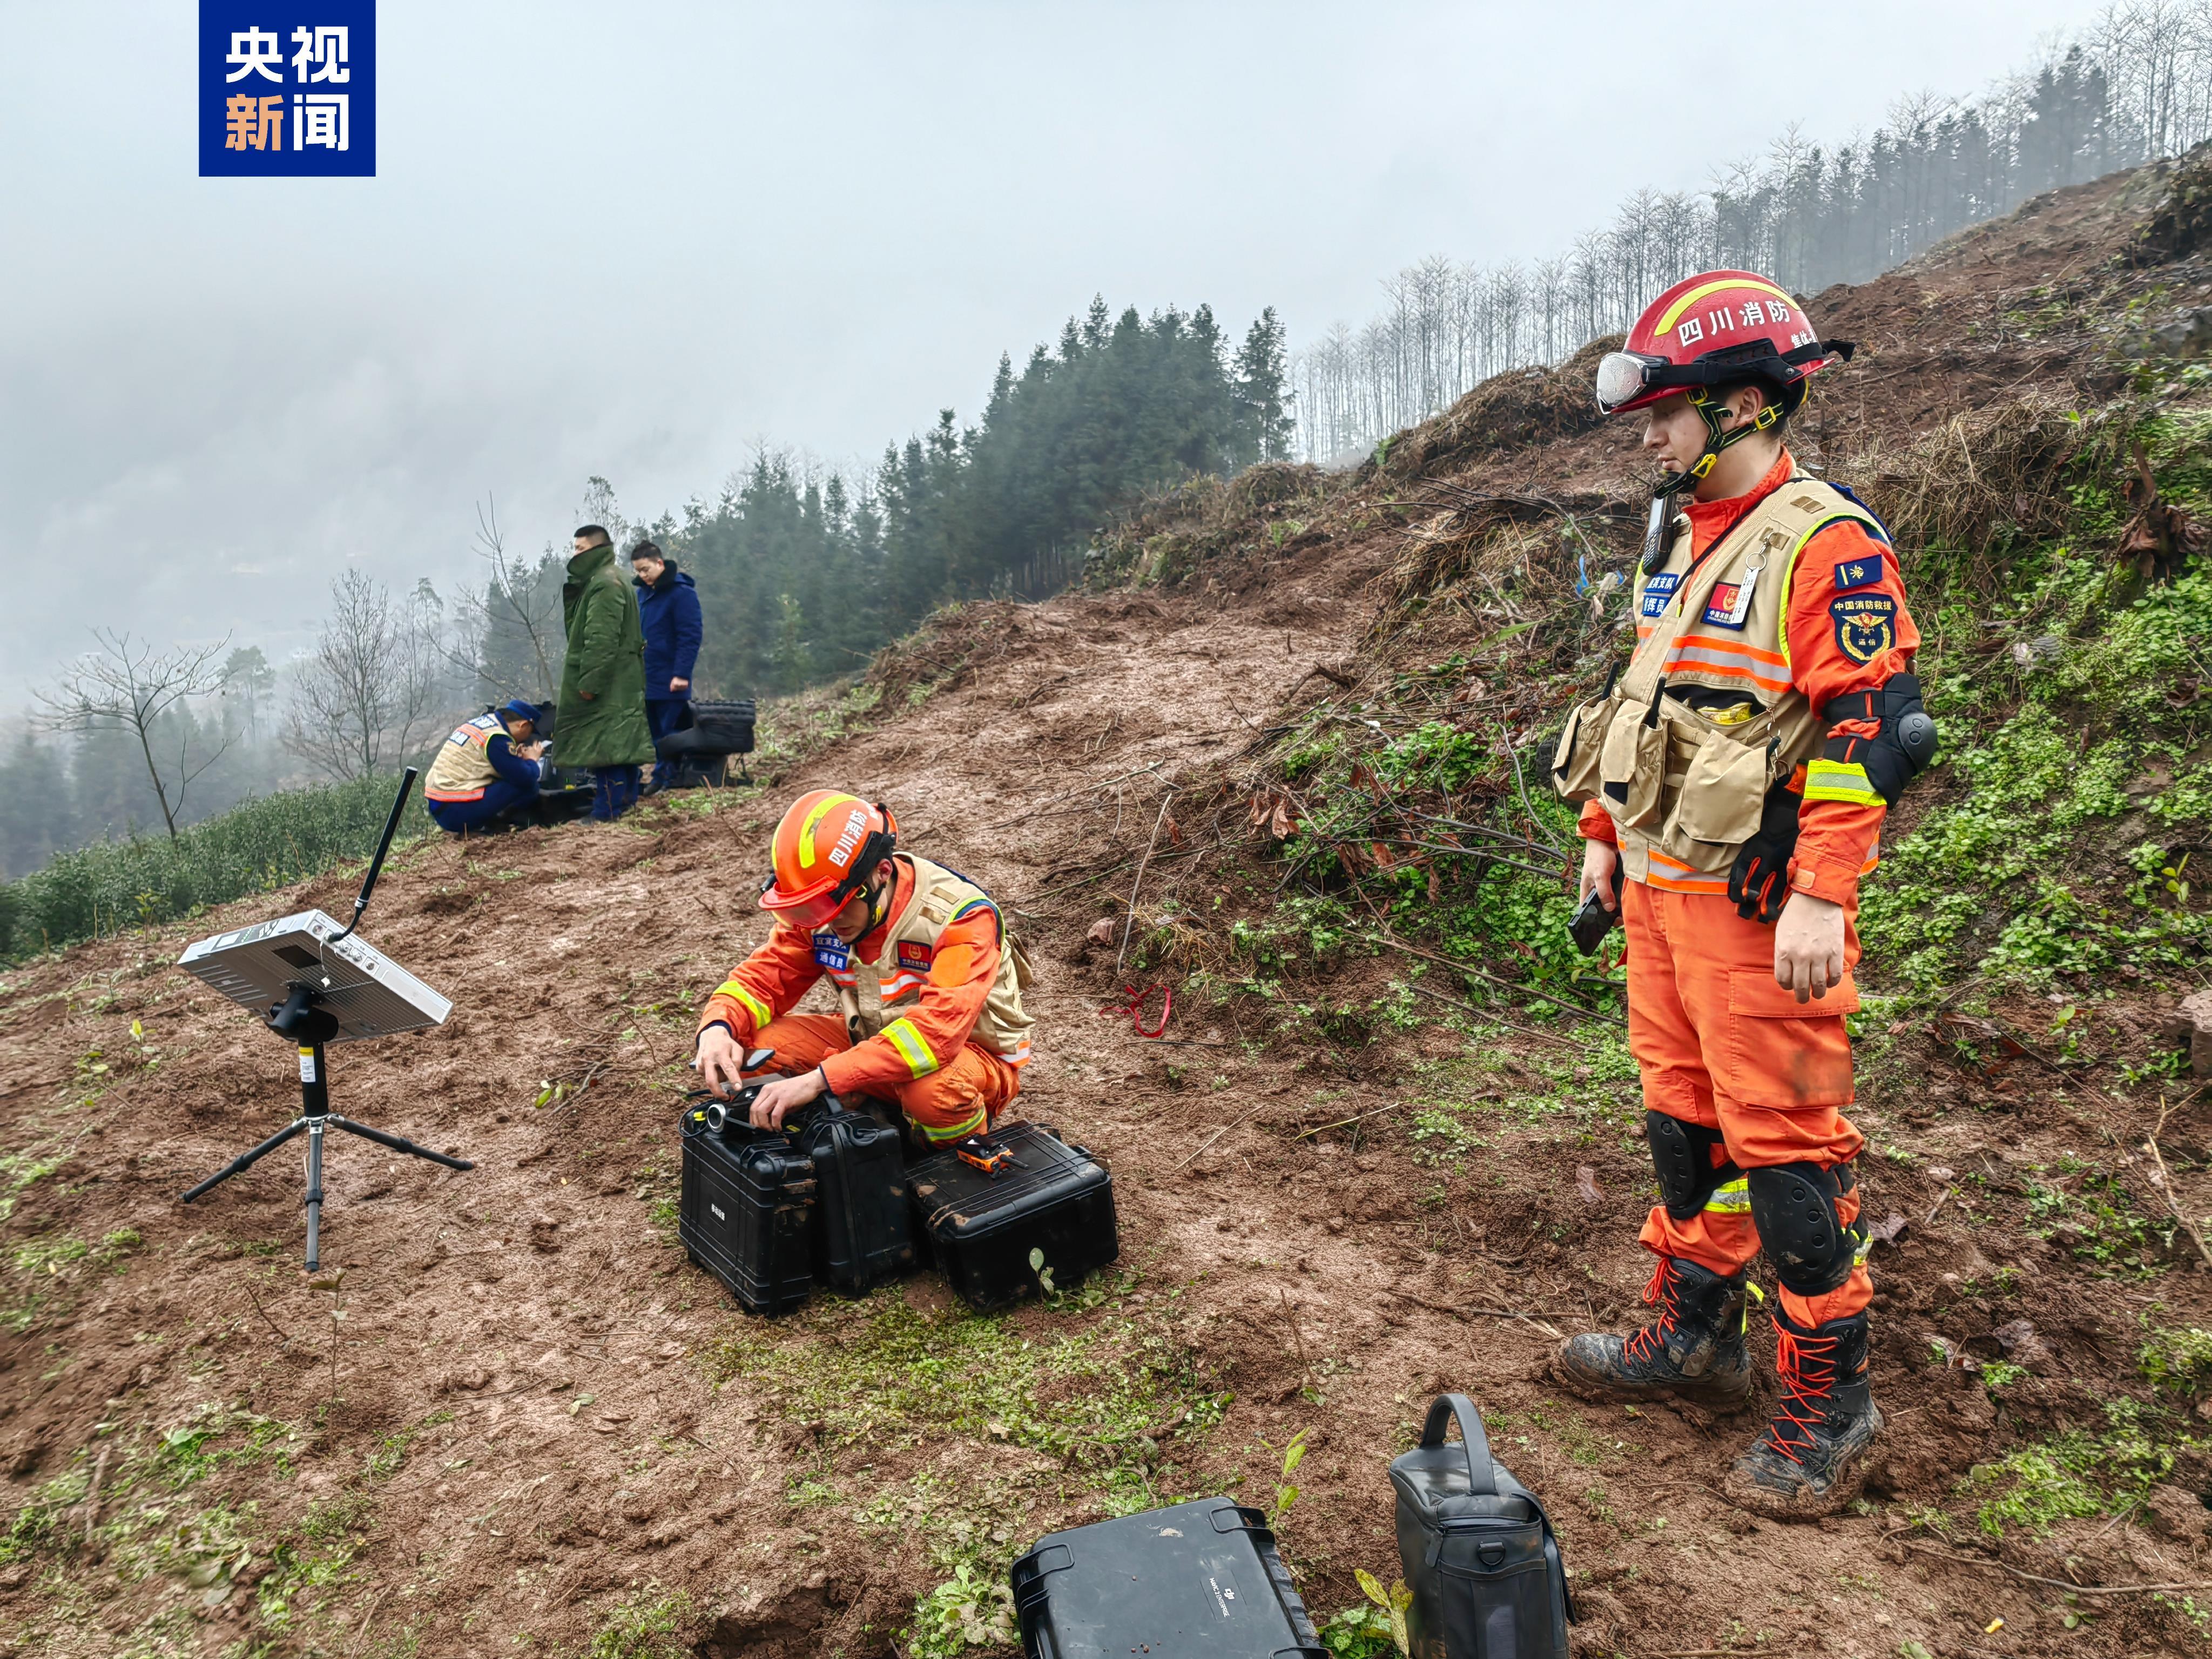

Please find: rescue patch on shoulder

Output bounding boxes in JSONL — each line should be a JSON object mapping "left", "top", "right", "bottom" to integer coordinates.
{"left": 897, "top": 941, "right": 934, "bottom": 970}
{"left": 811, "top": 931, "right": 851, "bottom": 972}
{"left": 1640, "top": 572, "right": 1682, "bottom": 618}
{"left": 1830, "top": 593, "right": 1898, "bottom": 665}
{"left": 1832, "top": 556, "right": 1884, "bottom": 591}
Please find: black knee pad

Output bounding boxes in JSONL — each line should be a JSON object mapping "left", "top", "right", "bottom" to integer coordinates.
{"left": 1646, "top": 1112, "right": 1739, "bottom": 1222}
{"left": 1746, "top": 1162, "right": 1862, "bottom": 1296}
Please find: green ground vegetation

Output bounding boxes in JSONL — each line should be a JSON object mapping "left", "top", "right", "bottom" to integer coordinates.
{"left": 0, "top": 772, "right": 429, "bottom": 962}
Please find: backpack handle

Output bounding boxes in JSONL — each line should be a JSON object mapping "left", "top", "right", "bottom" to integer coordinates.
{"left": 1419, "top": 1393, "right": 1498, "bottom": 1496}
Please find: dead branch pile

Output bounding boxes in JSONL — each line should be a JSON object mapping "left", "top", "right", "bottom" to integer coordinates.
{"left": 1837, "top": 390, "right": 2091, "bottom": 585}
{"left": 1084, "top": 463, "right": 1329, "bottom": 589}
{"left": 1368, "top": 336, "right": 1618, "bottom": 483}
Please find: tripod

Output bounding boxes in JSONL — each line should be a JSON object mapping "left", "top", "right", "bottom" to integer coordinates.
{"left": 179, "top": 767, "right": 474, "bottom": 1271}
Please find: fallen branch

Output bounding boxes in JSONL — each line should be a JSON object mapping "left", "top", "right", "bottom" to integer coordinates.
{"left": 1114, "top": 793, "right": 1177, "bottom": 982}
{"left": 1397, "top": 977, "right": 1575, "bottom": 1049}
{"left": 1382, "top": 1289, "right": 1565, "bottom": 1339}
{"left": 1355, "top": 927, "right": 1626, "bottom": 1028}
{"left": 2144, "top": 1099, "right": 2212, "bottom": 1270}
{"left": 1175, "top": 1105, "right": 1266, "bottom": 1170}
{"left": 243, "top": 1286, "right": 291, "bottom": 1345}
{"left": 1893, "top": 1536, "right": 2212, "bottom": 1597}
{"left": 1294, "top": 1102, "right": 1407, "bottom": 1139}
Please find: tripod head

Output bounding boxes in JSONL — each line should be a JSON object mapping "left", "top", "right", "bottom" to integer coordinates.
{"left": 329, "top": 767, "right": 418, "bottom": 947}
{"left": 268, "top": 982, "right": 340, "bottom": 1045}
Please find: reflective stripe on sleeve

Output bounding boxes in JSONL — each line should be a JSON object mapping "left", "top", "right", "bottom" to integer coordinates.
{"left": 882, "top": 1016, "right": 940, "bottom": 1077}
{"left": 1802, "top": 759, "right": 1884, "bottom": 806}
{"left": 716, "top": 982, "right": 773, "bottom": 1030}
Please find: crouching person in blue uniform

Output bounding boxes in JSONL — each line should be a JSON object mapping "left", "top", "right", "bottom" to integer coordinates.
{"left": 424, "top": 699, "right": 550, "bottom": 834}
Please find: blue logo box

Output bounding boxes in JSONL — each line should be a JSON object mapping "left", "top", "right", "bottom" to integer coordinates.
{"left": 199, "top": 3, "right": 376, "bottom": 177}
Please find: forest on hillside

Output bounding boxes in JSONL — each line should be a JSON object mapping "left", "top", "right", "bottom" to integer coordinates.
{"left": 10, "top": 0, "right": 2212, "bottom": 887}
{"left": 0, "top": 301, "right": 1293, "bottom": 880}
{"left": 1296, "top": 0, "right": 2212, "bottom": 458}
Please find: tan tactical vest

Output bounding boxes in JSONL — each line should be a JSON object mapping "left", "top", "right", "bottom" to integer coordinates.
{"left": 814, "top": 854, "right": 1035, "bottom": 1069}
{"left": 1552, "top": 478, "right": 1884, "bottom": 892}
{"left": 423, "top": 713, "right": 510, "bottom": 802}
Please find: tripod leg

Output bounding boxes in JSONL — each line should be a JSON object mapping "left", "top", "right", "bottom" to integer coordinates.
{"left": 327, "top": 1116, "right": 474, "bottom": 1171}
{"left": 179, "top": 1118, "right": 308, "bottom": 1203}
{"left": 304, "top": 1120, "right": 326, "bottom": 1274}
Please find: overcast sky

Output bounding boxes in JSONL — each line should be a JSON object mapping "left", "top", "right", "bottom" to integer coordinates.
{"left": 0, "top": 0, "right": 2115, "bottom": 699}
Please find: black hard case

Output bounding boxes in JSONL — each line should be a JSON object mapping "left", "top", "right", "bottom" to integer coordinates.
{"left": 1391, "top": 1394, "right": 1573, "bottom": 1659}
{"left": 799, "top": 1100, "right": 916, "bottom": 1293}
{"left": 907, "top": 1122, "right": 1118, "bottom": 1310}
{"left": 1011, "top": 1497, "right": 1324, "bottom": 1659}
{"left": 677, "top": 1106, "right": 816, "bottom": 1316}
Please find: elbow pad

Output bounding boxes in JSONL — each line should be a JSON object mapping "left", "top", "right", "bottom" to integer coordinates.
{"left": 1811, "top": 672, "right": 1937, "bottom": 807}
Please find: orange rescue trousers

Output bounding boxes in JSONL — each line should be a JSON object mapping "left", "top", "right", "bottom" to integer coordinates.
{"left": 741, "top": 1014, "right": 1020, "bottom": 1142}
{"left": 1624, "top": 880, "right": 1874, "bottom": 1327}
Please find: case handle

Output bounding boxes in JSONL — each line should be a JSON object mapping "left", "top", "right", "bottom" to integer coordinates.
{"left": 1419, "top": 1393, "right": 1498, "bottom": 1496}
{"left": 1024, "top": 1543, "right": 1074, "bottom": 1577}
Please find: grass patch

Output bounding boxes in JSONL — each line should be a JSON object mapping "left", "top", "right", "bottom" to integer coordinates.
{"left": 586, "top": 1584, "right": 698, "bottom": 1659}
{"left": 705, "top": 1286, "right": 1223, "bottom": 1510}
{"left": 1963, "top": 1399, "right": 2181, "bottom": 1537}
{"left": 0, "top": 771, "right": 431, "bottom": 961}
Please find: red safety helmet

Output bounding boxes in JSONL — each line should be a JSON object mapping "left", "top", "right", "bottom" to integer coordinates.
{"left": 1595, "top": 271, "right": 1853, "bottom": 495}
{"left": 758, "top": 790, "right": 898, "bottom": 930}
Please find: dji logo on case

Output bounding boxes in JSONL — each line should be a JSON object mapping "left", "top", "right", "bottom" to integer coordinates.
{"left": 710, "top": 1203, "right": 725, "bottom": 1221}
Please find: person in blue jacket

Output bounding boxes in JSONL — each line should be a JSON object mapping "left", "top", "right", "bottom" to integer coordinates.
{"left": 423, "top": 700, "right": 549, "bottom": 833}
{"left": 631, "top": 541, "right": 704, "bottom": 794}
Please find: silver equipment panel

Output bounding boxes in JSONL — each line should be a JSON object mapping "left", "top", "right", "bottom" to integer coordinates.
{"left": 177, "top": 909, "right": 450, "bottom": 1041}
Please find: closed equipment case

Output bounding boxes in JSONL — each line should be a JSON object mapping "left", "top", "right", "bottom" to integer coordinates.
{"left": 1011, "top": 1497, "right": 1324, "bottom": 1658}
{"left": 678, "top": 1104, "right": 816, "bottom": 1315}
{"left": 908, "top": 1122, "right": 1117, "bottom": 1310}
{"left": 801, "top": 1100, "right": 917, "bottom": 1292}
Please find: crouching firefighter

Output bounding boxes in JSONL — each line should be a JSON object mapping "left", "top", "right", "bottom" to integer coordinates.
{"left": 693, "top": 790, "right": 1036, "bottom": 1145}
{"left": 423, "top": 700, "right": 550, "bottom": 834}
{"left": 1547, "top": 270, "right": 1938, "bottom": 1518}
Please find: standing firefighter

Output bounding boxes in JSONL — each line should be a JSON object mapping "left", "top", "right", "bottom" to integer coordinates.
{"left": 1549, "top": 271, "right": 1937, "bottom": 1517}
{"left": 693, "top": 791, "right": 1035, "bottom": 1145}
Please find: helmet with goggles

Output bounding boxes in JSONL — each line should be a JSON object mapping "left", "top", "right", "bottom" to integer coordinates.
{"left": 1596, "top": 270, "right": 1853, "bottom": 495}
{"left": 759, "top": 790, "right": 899, "bottom": 931}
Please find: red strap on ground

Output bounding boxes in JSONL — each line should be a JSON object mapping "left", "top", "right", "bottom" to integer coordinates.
{"left": 1098, "top": 982, "right": 1172, "bottom": 1038}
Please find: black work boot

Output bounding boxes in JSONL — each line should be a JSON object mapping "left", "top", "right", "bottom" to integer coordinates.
{"left": 1724, "top": 1308, "right": 1883, "bottom": 1520}
{"left": 1552, "top": 1256, "right": 1752, "bottom": 1409}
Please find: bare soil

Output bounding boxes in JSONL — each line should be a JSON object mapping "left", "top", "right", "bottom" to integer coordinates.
{"left": 6, "top": 157, "right": 2212, "bottom": 1659}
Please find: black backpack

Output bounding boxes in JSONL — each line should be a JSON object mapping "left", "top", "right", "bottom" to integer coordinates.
{"left": 1390, "top": 1394, "right": 1574, "bottom": 1659}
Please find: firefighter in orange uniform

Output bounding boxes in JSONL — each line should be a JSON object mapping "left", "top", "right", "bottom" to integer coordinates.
{"left": 1549, "top": 271, "right": 1937, "bottom": 1517}
{"left": 694, "top": 791, "right": 1034, "bottom": 1144}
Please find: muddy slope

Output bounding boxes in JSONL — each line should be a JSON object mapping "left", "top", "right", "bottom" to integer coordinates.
{"left": 5, "top": 153, "right": 2212, "bottom": 1659}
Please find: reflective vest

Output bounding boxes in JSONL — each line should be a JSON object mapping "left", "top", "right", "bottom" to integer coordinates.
{"left": 424, "top": 713, "right": 509, "bottom": 803}
{"left": 1552, "top": 477, "right": 1888, "bottom": 892}
{"left": 817, "top": 854, "right": 1035, "bottom": 1067}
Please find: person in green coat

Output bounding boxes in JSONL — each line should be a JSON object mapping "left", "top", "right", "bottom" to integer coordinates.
{"left": 557, "top": 525, "right": 657, "bottom": 821}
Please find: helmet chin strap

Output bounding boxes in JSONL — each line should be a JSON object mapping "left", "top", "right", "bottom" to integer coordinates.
{"left": 864, "top": 864, "right": 895, "bottom": 934}
{"left": 1656, "top": 388, "right": 1780, "bottom": 500}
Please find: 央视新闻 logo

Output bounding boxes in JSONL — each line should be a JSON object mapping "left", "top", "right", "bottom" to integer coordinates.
{"left": 199, "top": 4, "right": 376, "bottom": 177}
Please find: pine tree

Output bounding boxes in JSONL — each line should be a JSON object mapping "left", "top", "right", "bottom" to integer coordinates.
{"left": 1233, "top": 307, "right": 1296, "bottom": 464}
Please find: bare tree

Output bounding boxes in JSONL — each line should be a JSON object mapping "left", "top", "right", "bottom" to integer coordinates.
{"left": 35, "top": 630, "right": 233, "bottom": 840}
{"left": 284, "top": 570, "right": 460, "bottom": 781}
{"left": 440, "top": 497, "right": 565, "bottom": 703}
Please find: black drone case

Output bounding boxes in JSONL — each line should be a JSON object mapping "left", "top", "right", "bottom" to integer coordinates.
{"left": 907, "top": 1122, "right": 1117, "bottom": 1310}
{"left": 678, "top": 1101, "right": 816, "bottom": 1316}
{"left": 1010, "top": 1496, "right": 1324, "bottom": 1659}
{"left": 1391, "top": 1394, "right": 1573, "bottom": 1659}
{"left": 799, "top": 1098, "right": 916, "bottom": 1293}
